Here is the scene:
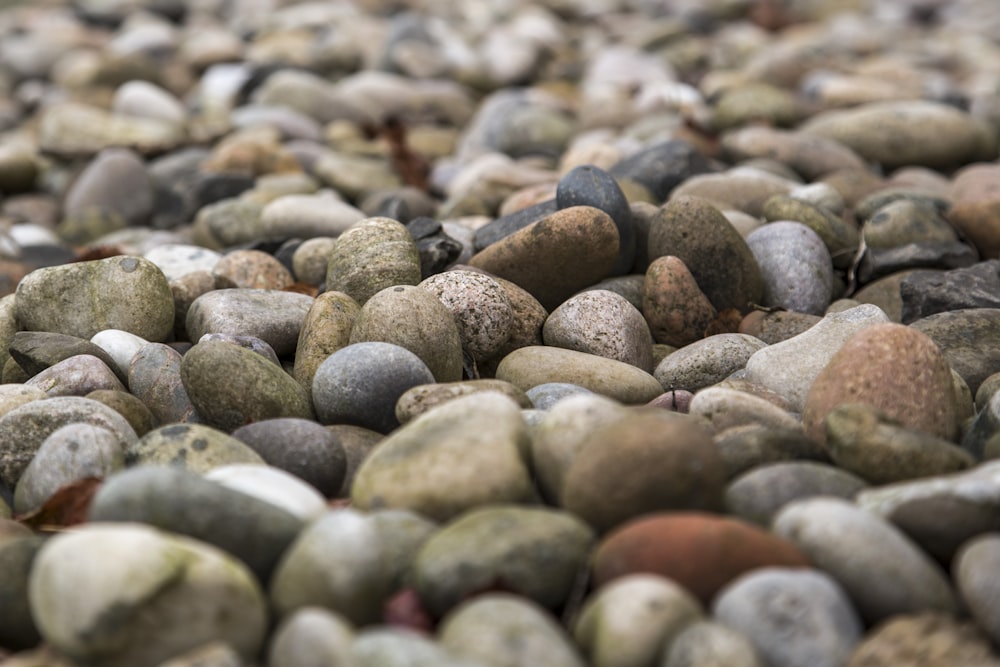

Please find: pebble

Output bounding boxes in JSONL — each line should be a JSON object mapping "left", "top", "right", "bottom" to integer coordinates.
{"left": 418, "top": 270, "right": 513, "bottom": 361}
{"left": 128, "top": 342, "right": 198, "bottom": 424}
{"left": 526, "top": 382, "right": 594, "bottom": 410}
{"left": 396, "top": 379, "right": 531, "bottom": 425}
{"left": 181, "top": 339, "right": 313, "bottom": 431}
{"left": 654, "top": 333, "right": 767, "bottom": 392}
{"left": 267, "top": 608, "right": 355, "bottom": 667}
{"left": 62, "top": 148, "right": 154, "bottom": 228}
{"left": 125, "top": 423, "right": 265, "bottom": 472}
{"left": 649, "top": 195, "right": 763, "bottom": 313}
{"left": 670, "top": 169, "right": 794, "bottom": 218}
{"left": 642, "top": 256, "right": 718, "bottom": 347}
{"left": 28, "top": 523, "right": 266, "bottom": 667}
{"left": 495, "top": 346, "right": 663, "bottom": 405}
{"left": 350, "top": 627, "right": 476, "bottom": 667}
{"left": 270, "top": 508, "right": 436, "bottom": 625}
{"left": 231, "top": 418, "right": 346, "bottom": 497}
{"left": 259, "top": 192, "right": 365, "bottom": 240}
{"left": 24, "top": 354, "right": 125, "bottom": 397}
{"left": 143, "top": 244, "right": 222, "bottom": 282}
{"left": 351, "top": 392, "right": 534, "bottom": 521}
{"left": 325, "top": 217, "right": 421, "bottom": 306}
{"left": 803, "top": 322, "right": 959, "bottom": 444}
{"left": 772, "top": 497, "right": 957, "bottom": 624}
{"left": 556, "top": 164, "right": 636, "bottom": 275}
{"left": 714, "top": 568, "right": 862, "bottom": 667}
{"left": 725, "top": 462, "right": 868, "bottom": 526}
{"left": 574, "top": 574, "right": 703, "bottom": 667}
{"left": 86, "top": 388, "right": 156, "bottom": 437}
{"left": 543, "top": 290, "right": 654, "bottom": 372}
{"left": 760, "top": 195, "right": 860, "bottom": 268}
{"left": 9, "top": 331, "right": 126, "bottom": 385}
{"left": 468, "top": 206, "right": 620, "bottom": 311}
{"left": 15, "top": 256, "right": 174, "bottom": 342}
{"left": 823, "top": 403, "right": 974, "bottom": 484}
{"left": 910, "top": 307, "right": 1000, "bottom": 395}
{"left": 845, "top": 612, "right": 1000, "bottom": 667}
{"left": 900, "top": 261, "right": 1000, "bottom": 323}
{"left": 862, "top": 199, "right": 957, "bottom": 250}
{"left": 13, "top": 423, "right": 124, "bottom": 513}
{"left": 0, "top": 396, "right": 137, "bottom": 489}
{"left": 688, "top": 386, "right": 803, "bottom": 434}
{"left": 292, "top": 290, "right": 359, "bottom": 399}
{"left": 0, "top": 533, "right": 42, "bottom": 651}
{"left": 311, "top": 341, "right": 435, "bottom": 433}
{"left": 954, "top": 534, "right": 1000, "bottom": 647}
{"left": 746, "top": 221, "right": 834, "bottom": 314}
{"left": 204, "top": 464, "right": 327, "bottom": 521}
{"left": 663, "top": 621, "right": 764, "bottom": 667}
{"left": 561, "top": 410, "right": 725, "bottom": 532}
{"left": 39, "top": 102, "right": 186, "bottom": 157}
{"left": 185, "top": 288, "right": 314, "bottom": 357}
{"left": 948, "top": 163, "right": 1000, "bottom": 259}
{"left": 592, "top": 512, "right": 811, "bottom": 605}
{"left": 743, "top": 304, "right": 889, "bottom": 411}
{"left": 349, "top": 284, "right": 463, "bottom": 383}
{"left": 721, "top": 126, "right": 867, "bottom": 180}
{"left": 411, "top": 505, "right": 593, "bottom": 616}
{"left": 608, "top": 140, "right": 715, "bottom": 203}
{"left": 440, "top": 594, "right": 586, "bottom": 667}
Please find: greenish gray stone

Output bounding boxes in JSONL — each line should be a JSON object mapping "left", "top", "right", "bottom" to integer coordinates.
{"left": 293, "top": 290, "right": 359, "bottom": 403}
{"left": 441, "top": 594, "right": 586, "bottom": 667}
{"left": 89, "top": 465, "right": 303, "bottom": 583}
{"left": 0, "top": 535, "right": 43, "bottom": 651}
{"left": 38, "top": 102, "right": 186, "bottom": 157}
{"left": 351, "top": 392, "right": 535, "bottom": 521}
{"left": 663, "top": 621, "right": 765, "bottom": 667}
{"left": 325, "top": 217, "right": 421, "bottom": 306}
{"left": 411, "top": 505, "right": 594, "bottom": 617}
{"left": 715, "top": 424, "right": 830, "bottom": 480}
{"left": 15, "top": 256, "right": 173, "bottom": 342}
{"left": 712, "top": 82, "right": 801, "bottom": 131}
{"left": 267, "top": 608, "right": 356, "bottom": 667}
{"left": 28, "top": 523, "right": 267, "bottom": 667}
{"left": 351, "top": 628, "right": 480, "bottom": 667}
{"left": 192, "top": 198, "right": 265, "bottom": 249}
{"left": 181, "top": 339, "right": 314, "bottom": 432}
{"left": 126, "top": 423, "right": 265, "bottom": 472}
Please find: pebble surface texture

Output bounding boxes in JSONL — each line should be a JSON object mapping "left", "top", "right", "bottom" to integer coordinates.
{"left": 1, "top": 0, "right": 1000, "bottom": 665}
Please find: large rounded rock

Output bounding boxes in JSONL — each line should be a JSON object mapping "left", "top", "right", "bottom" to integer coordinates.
{"left": 181, "top": 339, "right": 314, "bottom": 432}
{"left": 803, "top": 323, "right": 959, "bottom": 444}
{"left": 311, "top": 342, "right": 435, "bottom": 433}
{"left": 713, "top": 568, "right": 862, "bottom": 667}
{"left": 16, "top": 256, "right": 173, "bottom": 341}
{"left": 411, "top": 505, "right": 594, "bottom": 616}
{"left": 325, "top": 217, "right": 421, "bottom": 306}
{"left": 648, "top": 195, "right": 762, "bottom": 314}
{"left": 772, "top": 497, "right": 957, "bottom": 624}
{"left": 349, "top": 285, "right": 463, "bottom": 382}
{"left": 351, "top": 392, "right": 534, "bottom": 521}
{"left": 745, "top": 221, "right": 834, "bottom": 315}
{"left": 126, "top": 422, "right": 265, "bottom": 472}
{"left": 561, "top": 411, "right": 725, "bottom": 533}
{"left": 28, "top": 523, "right": 267, "bottom": 667}
{"left": 800, "top": 100, "right": 996, "bottom": 170}
{"left": 544, "top": 290, "right": 654, "bottom": 372}
{"left": 469, "top": 206, "right": 620, "bottom": 311}
{"left": 418, "top": 270, "right": 514, "bottom": 362}
{"left": 496, "top": 346, "right": 663, "bottom": 404}
{"left": 592, "top": 512, "right": 811, "bottom": 604}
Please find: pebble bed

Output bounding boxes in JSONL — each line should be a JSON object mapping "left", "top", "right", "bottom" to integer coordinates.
{"left": 2, "top": 0, "right": 1000, "bottom": 666}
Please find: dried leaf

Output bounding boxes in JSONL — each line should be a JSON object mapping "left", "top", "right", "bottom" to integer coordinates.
{"left": 16, "top": 477, "right": 102, "bottom": 532}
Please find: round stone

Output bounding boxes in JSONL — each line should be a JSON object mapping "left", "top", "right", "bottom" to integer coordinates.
{"left": 745, "top": 221, "right": 834, "bottom": 315}
{"left": 543, "top": 290, "right": 654, "bottom": 372}
{"left": 642, "top": 256, "right": 718, "bottom": 348}
{"left": 231, "top": 418, "right": 346, "bottom": 497}
{"left": 418, "top": 270, "right": 514, "bottom": 360}
{"left": 325, "top": 217, "right": 421, "bottom": 306}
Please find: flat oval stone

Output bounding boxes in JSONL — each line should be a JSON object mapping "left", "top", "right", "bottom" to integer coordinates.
{"left": 143, "top": 244, "right": 222, "bottom": 283}
{"left": 181, "top": 339, "right": 313, "bottom": 431}
{"left": 803, "top": 323, "right": 959, "bottom": 444}
{"left": 259, "top": 192, "right": 365, "bottom": 240}
{"left": 9, "top": 332, "right": 124, "bottom": 386}
{"left": 544, "top": 290, "right": 654, "bottom": 372}
{"left": 0, "top": 396, "right": 137, "bottom": 489}
{"left": 863, "top": 199, "right": 957, "bottom": 250}
{"left": 39, "top": 102, "right": 186, "bottom": 157}
{"left": 746, "top": 222, "right": 834, "bottom": 315}
{"left": 351, "top": 392, "right": 534, "bottom": 521}
{"left": 688, "top": 387, "right": 802, "bottom": 434}
{"left": 642, "top": 256, "right": 718, "bottom": 347}
{"left": 800, "top": 100, "right": 996, "bottom": 170}
{"left": 725, "top": 462, "right": 867, "bottom": 527}
{"left": 574, "top": 574, "right": 703, "bottom": 667}
{"left": 496, "top": 346, "right": 663, "bottom": 404}
{"left": 721, "top": 126, "right": 867, "bottom": 180}
{"left": 772, "top": 497, "right": 957, "bottom": 624}
{"left": 270, "top": 508, "right": 436, "bottom": 625}
{"left": 292, "top": 291, "right": 359, "bottom": 400}
{"left": 557, "top": 164, "right": 635, "bottom": 275}
{"left": 468, "top": 206, "right": 620, "bottom": 311}
{"left": 411, "top": 505, "right": 594, "bottom": 616}
{"left": 28, "top": 523, "right": 266, "bottom": 667}
{"left": 24, "top": 354, "right": 125, "bottom": 397}
{"left": 395, "top": 379, "right": 530, "bottom": 425}
{"left": 593, "top": 512, "right": 811, "bottom": 605}
{"left": 232, "top": 418, "right": 346, "bottom": 497}
{"left": 349, "top": 285, "right": 463, "bottom": 382}
{"left": 669, "top": 170, "right": 794, "bottom": 218}
{"left": 648, "top": 195, "right": 763, "bottom": 313}
{"left": 743, "top": 304, "right": 890, "bottom": 411}
{"left": 441, "top": 594, "right": 586, "bottom": 667}
{"left": 713, "top": 568, "right": 862, "bottom": 667}
{"left": 186, "top": 288, "right": 314, "bottom": 357}
{"left": 62, "top": 148, "right": 153, "bottom": 228}
{"left": 13, "top": 424, "right": 124, "bottom": 513}
{"left": 312, "top": 341, "right": 435, "bottom": 433}
{"left": 325, "top": 217, "right": 421, "bottom": 306}
{"left": 204, "top": 464, "right": 327, "bottom": 521}
{"left": 654, "top": 334, "right": 767, "bottom": 392}
{"left": 418, "top": 270, "right": 513, "bottom": 360}
{"left": 954, "top": 535, "right": 1000, "bottom": 647}
{"left": 16, "top": 256, "right": 173, "bottom": 341}
{"left": 90, "top": 465, "right": 303, "bottom": 584}
{"left": 562, "top": 411, "right": 725, "bottom": 533}
{"left": 823, "top": 403, "right": 974, "bottom": 484}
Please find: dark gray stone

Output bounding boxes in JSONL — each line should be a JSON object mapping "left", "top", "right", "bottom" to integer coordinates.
{"left": 900, "top": 261, "right": 1000, "bottom": 323}
{"left": 232, "top": 418, "right": 347, "bottom": 497}
{"left": 858, "top": 241, "right": 978, "bottom": 285}
{"left": 557, "top": 165, "right": 635, "bottom": 275}
{"left": 725, "top": 462, "right": 868, "bottom": 526}
{"left": 609, "top": 140, "right": 715, "bottom": 201}
{"left": 8, "top": 331, "right": 127, "bottom": 385}
{"left": 910, "top": 308, "right": 1000, "bottom": 394}
{"left": 474, "top": 198, "right": 558, "bottom": 251}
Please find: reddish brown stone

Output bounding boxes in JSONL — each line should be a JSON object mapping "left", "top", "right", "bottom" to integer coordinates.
{"left": 642, "top": 256, "right": 717, "bottom": 347}
{"left": 947, "top": 163, "right": 1000, "bottom": 259}
{"left": 592, "top": 511, "right": 811, "bottom": 605}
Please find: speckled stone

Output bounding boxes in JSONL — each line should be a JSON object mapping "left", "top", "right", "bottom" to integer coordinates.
{"left": 654, "top": 334, "right": 767, "bottom": 392}
{"left": 125, "top": 423, "right": 265, "bottom": 472}
{"left": 543, "top": 290, "right": 654, "bottom": 372}
{"left": 721, "top": 126, "right": 867, "bottom": 180}
{"left": 212, "top": 249, "right": 294, "bottom": 290}
{"left": 23, "top": 354, "right": 126, "bottom": 398}
{"left": 349, "top": 285, "right": 463, "bottom": 383}
{"left": 325, "top": 217, "right": 421, "bottom": 306}
{"left": 760, "top": 195, "right": 859, "bottom": 269}
{"left": 418, "top": 270, "right": 513, "bottom": 360}
{"left": 395, "top": 379, "right": 531, "bottom": 425}
{"left": 642, "top": 256, "right": 718, "bottom": 347}
{"left": 128, "top": 342, "right": 198, "bottom": 425}
{"left": 185, "top": 288, "right": 314, "bottom": 356}
{"left": 293, "top": 290, "right": 359, "bottom": 401}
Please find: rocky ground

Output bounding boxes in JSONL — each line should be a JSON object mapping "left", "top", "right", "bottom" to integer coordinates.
{"left": 2, "top": 0, "right": 1000, "bottom": 665}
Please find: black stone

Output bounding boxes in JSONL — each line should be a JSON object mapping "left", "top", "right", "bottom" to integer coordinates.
{"left": 857, "top": 241, "right": 978, "bottom": 285}
{"left": 8, "top": 331, "right": 128, "bottom": 385}
{"left": 473, "top": 198, "right": 558, "bottom": 251}
{"left": 557, "top": 164, "right": 636, "bottom": 275}
{"left": 900, "top": 260, "right": 1000, "bottom": 323}
{"left": 609, "top": 139, "right": 716, "bottom": 202}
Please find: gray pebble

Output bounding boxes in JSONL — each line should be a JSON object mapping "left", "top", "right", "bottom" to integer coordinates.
{"left": 746, "top": 221, "right": 834, "bottom": 315}
{"left": 185, "top": 288, "right": 314, "bottom": 356}
{"left": 543, "top": 290, "right": 654, "bottom": 372}
{"left": 232, "top": 418, "right": 346, "bottom": 497}
{"left": 654, "top": 334, "right": 767, "bottom": 393}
